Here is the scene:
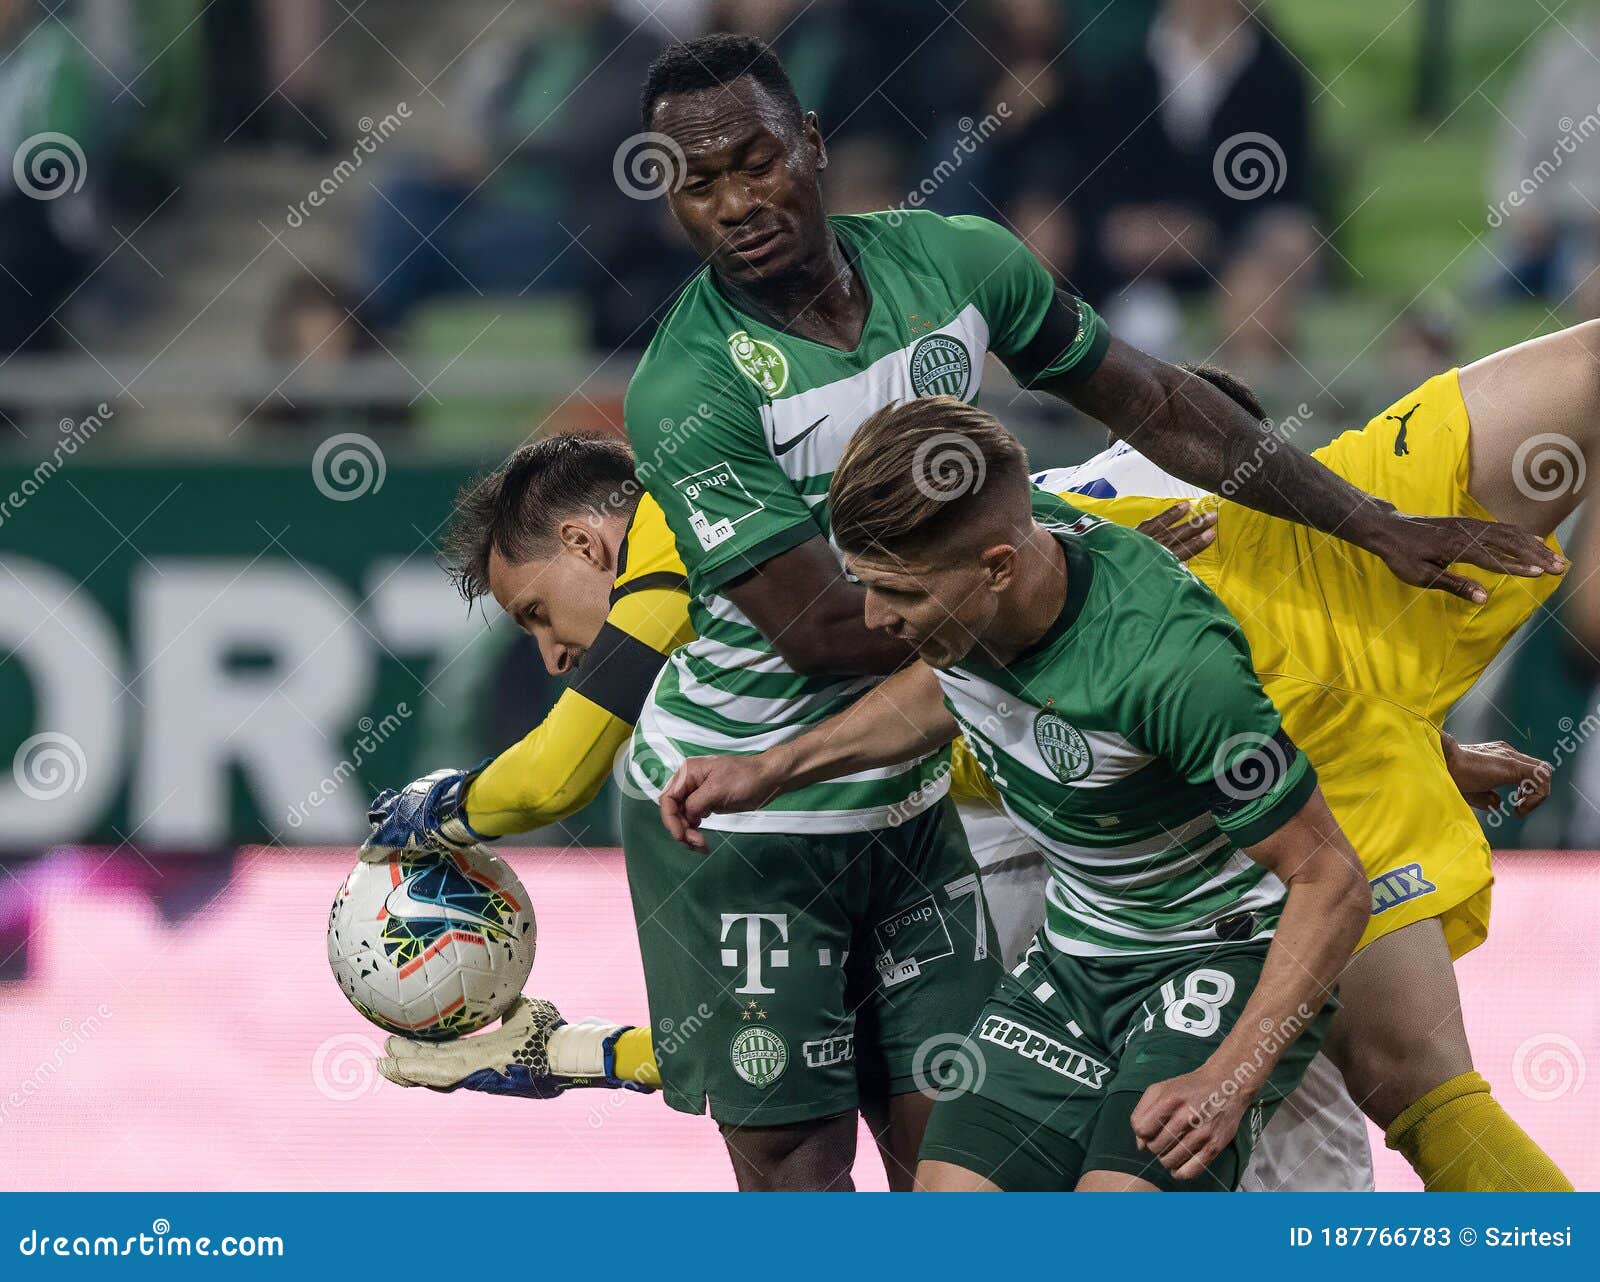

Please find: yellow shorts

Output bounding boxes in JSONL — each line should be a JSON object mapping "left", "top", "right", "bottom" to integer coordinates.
{"left": 1064, "top": 369, "right": 1563, "bottom": 958}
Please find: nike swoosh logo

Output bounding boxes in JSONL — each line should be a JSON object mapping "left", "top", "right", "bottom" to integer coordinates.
{"left": 384, "top": 877, "right": 503, "bottom": 934}
{"left": 773, "top": 414, "right": 827, "bottom": 457}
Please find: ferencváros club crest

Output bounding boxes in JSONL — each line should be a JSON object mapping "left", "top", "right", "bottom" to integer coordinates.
{"left": 727, "top": 330, "right": 789, "bottom": 396}
{"left": 730, "top": 1025, "right": 788, "bottom": 1086}
{"left": 909, "top": 332, "right": 972, "bottom": 398}
{"left": 1034, "top": 710, "right": 1093, "bottom": 782}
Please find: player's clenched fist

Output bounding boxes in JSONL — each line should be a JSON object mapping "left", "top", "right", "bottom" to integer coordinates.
{"left": 1130, "top": 1065, "right": 1252, "bottom": 1183}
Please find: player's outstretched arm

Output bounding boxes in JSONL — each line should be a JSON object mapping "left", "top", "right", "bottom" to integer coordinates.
{"left": 660, "top": 663, "right": 957, "bottom": 849}
{"left": 1131, "top": 788, "right": 1370, "bottom": 1181}
{"left": 362, "top": 578, "right": 693, "bottom": 861}
{"left": 377, "top": 997, "right": 660, "bottom": 1097}
{"left": 1023, "top": 313, "right": 1564, "bottom": 603}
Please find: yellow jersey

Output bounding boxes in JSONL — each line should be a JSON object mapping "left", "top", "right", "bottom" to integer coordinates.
{"left": 464, "top": 493, "right": 694, "bottom": 836}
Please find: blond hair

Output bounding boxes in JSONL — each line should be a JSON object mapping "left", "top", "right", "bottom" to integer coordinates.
{"left": 829, "top": 396, "right": 1030, "bottom": 557}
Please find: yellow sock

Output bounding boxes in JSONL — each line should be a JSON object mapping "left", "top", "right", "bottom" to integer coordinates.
{"left": 613, "top": 1026, "right": 661, "bottom": 1090}
{"left": 1385, "top": 1071, "right": 1573, "bottom": 1191}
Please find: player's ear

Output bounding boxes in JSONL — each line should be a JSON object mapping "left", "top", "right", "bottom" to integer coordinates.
{"left": 981, "top": 543, "right": 1016, "bottom": 591}
{"left": 558, "top": 518, "right": 605, "bottom": 568}
{"left": 803, "top": 112, "right": 826, "bottom": 170}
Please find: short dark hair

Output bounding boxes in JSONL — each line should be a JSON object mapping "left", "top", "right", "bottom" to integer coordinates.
{"left": 1180, "top": 363, "right": 1266, "bottom": 423}
{"left": 639, "top": 33, "right": 804, "bottom": 132}
{"left": 440, "top": 434, "right": 639, "bottom": 603}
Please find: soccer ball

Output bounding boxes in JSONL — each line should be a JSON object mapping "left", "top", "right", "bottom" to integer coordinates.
{"left": 327, "top": 845, "right": 535, "bottom": 1041}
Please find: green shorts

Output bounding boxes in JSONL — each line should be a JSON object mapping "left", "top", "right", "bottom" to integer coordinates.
{"left": 619, "top": 793, "right": 1001, "bottom": 1129}
{"left": 918, "top": 935, "right": 1334, "bottom": 1190}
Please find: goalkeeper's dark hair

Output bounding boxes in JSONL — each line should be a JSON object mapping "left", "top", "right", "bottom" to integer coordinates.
{"left": 441, "top": 434, "right": 640, "bottom": 604}
{"left": 639, "top": 33, "right": 803, "bottom": 132}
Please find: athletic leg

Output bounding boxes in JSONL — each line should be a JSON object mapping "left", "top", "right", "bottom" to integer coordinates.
{"left": 619, "top": 795, "right": 865, "bottom": 1188}
{"left": 863, "top": 1089, "right": 935, "bottom": 1191}
{"left": 1324, "top": 917, "right": 1572, "bottom": 1191}
{"left": 1459, "top": 319, "right": 1600, "bottom": 534}
{"left": 1323, "top": 917, "right": 1472, "bottom": 1127}
{"left": 720, "top": 1113, "right": 859, "bottom": 1191}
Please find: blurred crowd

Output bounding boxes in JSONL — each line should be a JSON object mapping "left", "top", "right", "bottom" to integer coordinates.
{"left": 350, "top": 0, "right": 1323, "bottom": 365}
{"left": 5, "top": 0, "right": 1332, "bottom": 369}
{"left": 0, "top": 0, "right": 334, "bottom": 352}
{"left": 9, "top": 1, "right": 1600, "bottom": 368}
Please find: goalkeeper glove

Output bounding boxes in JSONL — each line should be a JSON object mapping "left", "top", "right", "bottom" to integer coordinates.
{"left": 361, "top": 767, "right": 489, "bottom": 862}
{"left": 375, "top": 997, "right": 654, "bottom": 1098}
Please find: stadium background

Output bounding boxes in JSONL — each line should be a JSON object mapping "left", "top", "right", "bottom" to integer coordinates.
{"left": 0, "top": 0, "right": 1596, "bottom": 1189}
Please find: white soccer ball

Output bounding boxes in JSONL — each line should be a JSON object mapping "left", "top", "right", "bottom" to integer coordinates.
{"left": 327, "top": 846, "right": 535, "bottom": 1041}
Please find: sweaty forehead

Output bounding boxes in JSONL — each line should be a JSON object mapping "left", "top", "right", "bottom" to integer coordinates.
{"left": 651, "top": 79, "right": 794, "bottom": 160}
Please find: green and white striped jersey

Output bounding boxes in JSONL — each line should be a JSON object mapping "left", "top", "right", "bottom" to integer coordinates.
{"left": 939, "top": 490, "right": 1318, "bottom": 957}
{"left": 622, "top": 210, "right": 1107, "bottom": 832}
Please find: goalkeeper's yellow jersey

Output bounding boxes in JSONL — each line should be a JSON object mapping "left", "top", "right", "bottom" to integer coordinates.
{"left": 464, "top": 494, "right": 694, "bottom": 836}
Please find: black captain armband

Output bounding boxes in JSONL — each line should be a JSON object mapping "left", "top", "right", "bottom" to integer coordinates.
{"left": 1010, "top": 289, "right": 1111, "bottom": 388}
{"left": 1206, "top": 725, "right": 1319, "bottom": 846}
{"left": 570, "top": 623, "right": 673, "bottom": 723}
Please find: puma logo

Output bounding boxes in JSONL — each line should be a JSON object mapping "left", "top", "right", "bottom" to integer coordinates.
{"left": 1385, "top": 403, "right": 1419, "bottom": 457}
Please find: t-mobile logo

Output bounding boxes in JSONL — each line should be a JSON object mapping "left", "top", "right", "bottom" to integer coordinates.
{"left": 720, "top": 912, "right": 790, "bottom": 994}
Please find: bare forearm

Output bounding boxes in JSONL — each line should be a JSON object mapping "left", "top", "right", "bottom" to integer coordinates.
{"left": 764, "top": 664, "right": 956, "bottom": 791}
{"left": 1213, "top": 875, "right": 1367, "bottom": 1094}
{"left": 783, "top": 586, "right": 918, "bottom": 675}
{"left": 1059, "top": 343, "right": 1393, "bottom": 550}
{"left": 726, "top": 540, "right": 915, "bottom": 676}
